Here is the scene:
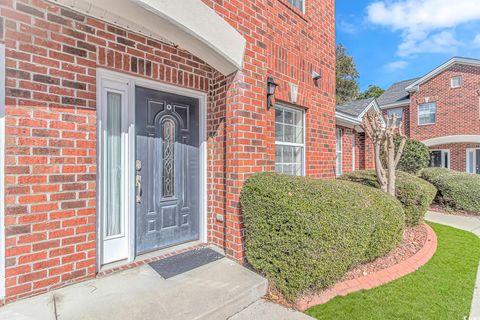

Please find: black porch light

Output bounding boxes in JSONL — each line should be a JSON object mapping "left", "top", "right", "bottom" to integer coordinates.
{"left": 267, "top": 76, "right": 279, "bottom": 110}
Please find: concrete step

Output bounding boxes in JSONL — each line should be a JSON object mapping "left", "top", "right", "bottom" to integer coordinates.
{"left": 230, "top": 299, "right": 314, "bottom": 320}
{"left": 0, "top": 258, "right": 268, "bottom": 320}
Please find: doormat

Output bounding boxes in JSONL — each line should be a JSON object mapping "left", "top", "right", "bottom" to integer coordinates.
{"left": 149, "top": 247, "right": 224, "bottom": 279}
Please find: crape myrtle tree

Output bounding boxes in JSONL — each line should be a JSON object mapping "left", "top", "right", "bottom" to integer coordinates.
{"left": 362, "top": 111, "right": 407, "bottom": 196}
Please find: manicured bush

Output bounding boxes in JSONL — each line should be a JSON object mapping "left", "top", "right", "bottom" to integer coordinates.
{"left": 420, "top": 168, "right": 480, "bottom": 214}
{"left": 396, "top": 138, "right": 431, "bottom": 174}
{"left": 340, "top": 170, "right": 436, "bottom": 226}
{"left": 241, "top": 172, "right": 404, "bottom": 301}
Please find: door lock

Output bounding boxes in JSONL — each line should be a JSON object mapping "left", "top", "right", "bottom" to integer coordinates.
{"left": 136, "top": 160, "right": 142, "bottom": 171}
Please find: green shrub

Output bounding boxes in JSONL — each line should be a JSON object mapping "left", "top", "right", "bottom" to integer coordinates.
{"left": 340, "top": 170, "right": 436, "bottom": 226}
{"left": 396, "top": 138, "right": 431, "bottom": 174}
{"left": 420, "top": 168, "right": 480, "bottom": 213}
{"left": 241, "top": 172, "right": 404, "bottom": 301}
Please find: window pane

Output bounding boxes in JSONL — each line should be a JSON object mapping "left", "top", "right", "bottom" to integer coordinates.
{"left": 275, "top": 106, "right": 304, "bottom": 176}
{"left": 288, "top": 0, "right": 303, "bottom": 10}
{"left": 163, "top": 118, "right": 176, "bottom": 197}
{"left": 419, "top": 103, "right": 436, "bottom": 124}
{"left": 106, "top": 92, "right": 122, "bottom": 237}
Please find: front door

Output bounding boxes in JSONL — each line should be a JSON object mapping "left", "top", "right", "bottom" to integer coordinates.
{"left": 135, "top": 86, "right": 200, "bottom": 254}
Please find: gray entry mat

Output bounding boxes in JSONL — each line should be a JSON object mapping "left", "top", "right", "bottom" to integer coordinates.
{"left": 149, "top": 247, "right": 225, "bottom": 279}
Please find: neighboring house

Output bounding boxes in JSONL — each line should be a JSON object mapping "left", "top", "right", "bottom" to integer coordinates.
{"left": 0, "top": 0, "right": 335, "bottom": 302}
{"left": 335, "top": 98, "right": 378, "bottom": 175}
{"left": 378, "top": 57, "right": 480, "bottom": 174}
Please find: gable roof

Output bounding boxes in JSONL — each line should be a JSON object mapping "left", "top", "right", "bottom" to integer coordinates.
{"left": 336, "top": 98, "right": 375, "bottom": 118}
{"left": 377, "top": 78, "right": 419, "bottom": 108}
{"left": 405, "top": 57, "right": 480, "bottom": 92}
{"left": 336, "top": 98, "right": 384, "bottom": 127}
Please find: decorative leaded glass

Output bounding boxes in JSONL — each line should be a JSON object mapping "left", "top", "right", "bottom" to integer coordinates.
{"left": 163, "top": 118, "right": 175, "bottom": 197}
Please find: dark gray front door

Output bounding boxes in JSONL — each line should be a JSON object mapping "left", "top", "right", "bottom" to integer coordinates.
{"left": 135, "top": 86, "right": 200, "bottom": 254}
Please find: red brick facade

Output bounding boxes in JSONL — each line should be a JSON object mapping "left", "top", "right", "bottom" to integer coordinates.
{"left": 336, "top": 125, "right": 374, "bottom": 174}
{"left": 0, "top": 0, "right": 336, "bottom": 301}
{"left": 409, "top": 64, "right": 480, "bottom": 141}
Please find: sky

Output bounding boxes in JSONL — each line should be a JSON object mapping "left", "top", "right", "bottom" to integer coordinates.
{"left": 336, "top": 0, "right": 480, "bottom": 91}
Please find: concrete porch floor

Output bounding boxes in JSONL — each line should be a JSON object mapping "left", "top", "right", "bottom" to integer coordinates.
{"left": 0, "top": 256, "right": 270, "bottom": 320}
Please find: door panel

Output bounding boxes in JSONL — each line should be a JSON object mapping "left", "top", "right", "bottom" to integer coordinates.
{"left": 135, "top": 86, "right": 200, "bottom": 254}
{"left": 476, "top": 150, "right": 480, "bottom": 174}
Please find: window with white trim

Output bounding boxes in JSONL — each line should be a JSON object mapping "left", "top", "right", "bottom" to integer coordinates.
{"left": 418, "top": 102, "right": 436, "bottom": 125}
{"left": 387, "top": 107, "right": 403, "bottom": 126}
{"left": 287, "top": 0, "right": 304, "bottom": 12}
{"left": 430, "top": 150, "right": 449, "bottom": 169}
{"left": 275, "top": 105, "right": 305, "bottom": 176}
{"left": 467, "top": 149, "right": 480, "bottom": 174}
{"left": 336, "top": 128, "right": 342, "bottom": 176}
{"left": 451, "top": 76, "right": 462, "bottom": 88}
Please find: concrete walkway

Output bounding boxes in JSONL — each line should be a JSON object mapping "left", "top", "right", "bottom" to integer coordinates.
{"left": 0, "top": 250, "right": 312, "bottom": 320}
{"left": 425, "top": 211, "right": 480, "bottom": 320}
{"left": 0, "top": 257, "right": 268, "bottom": 320}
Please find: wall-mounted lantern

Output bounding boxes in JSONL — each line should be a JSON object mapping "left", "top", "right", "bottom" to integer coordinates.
{"left": 267, "top": 76, "right": 279, "bottom": 110}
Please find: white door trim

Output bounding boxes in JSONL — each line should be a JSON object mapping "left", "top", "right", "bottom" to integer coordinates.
{"left": 96, "top": 69, "right": 208, "bottom": 269}
{"left": 0, "top": 44, "right": 6, "bottom": 299}
{"left": 466, "top": 148, "right": 479, "bottom": 173}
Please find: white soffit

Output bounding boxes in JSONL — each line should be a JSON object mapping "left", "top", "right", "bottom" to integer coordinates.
{"left": 422, "top": 135, "right": 480, "bottom": 147}
{"left": 51, "top": 0, "right": 246, "bottom": 75}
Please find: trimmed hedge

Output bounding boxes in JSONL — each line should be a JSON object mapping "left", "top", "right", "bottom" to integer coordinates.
{"left": 241, "top": 172, "right": 404, "bottom": 301}
{"left": 420, "top": 168, "right": 480, "bottom": 214}
{"left": 340, "top": 170, "right": 436, "bottom": 226}
{"left": 396, "top": 138, "right": 431, "bottom": 174}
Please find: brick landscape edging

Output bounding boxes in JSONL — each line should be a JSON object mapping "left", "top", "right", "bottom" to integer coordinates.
{"left": 295, "top": 223, "right": 438, "bottom": 311}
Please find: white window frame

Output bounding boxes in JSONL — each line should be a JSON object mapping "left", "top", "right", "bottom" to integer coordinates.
{"left": 287, "top": 0, "right": 305, "bottom": 13}
{"left": 466, "top": 148, "right": 479, "bottom": 174}
{"left": 387, "top": 107, "right": 403, "bottom": 126}
{"left": 418, "top": 102, "right": 437, "bottom": 125}
{"left": 451, "top": 76, "right": 462, "bottom": 88}
{"left": 274, "top": 104, "right": 306, "bottom": 176}
{"left": 336, "top": 128, "right": 343, "bottom": 176}
{"left": 0, "top": 44, "right": 6, "bottom": 299}
{"left": 431, "top": 149, "right": 450, "bottom": 169}
{"left": 97, "top": 69, "right": 208, "bottom": 269}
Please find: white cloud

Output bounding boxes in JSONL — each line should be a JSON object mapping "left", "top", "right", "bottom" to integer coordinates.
{"left": 474, "top": 34, "right": 480, "bottom": 46}
{"left": 339, "top": 20, "right": 358, "bottom": 34}
{"left": 367, "top": 0, "right": 480, "bottom": 56}
{"left": 385, "top": 60, "right": 408, "bottom": 71}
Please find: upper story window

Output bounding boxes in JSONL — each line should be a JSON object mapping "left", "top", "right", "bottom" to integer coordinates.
{"left": 387, "top": 107, "right": 403, "bottom": 126}
{"left": 451, "top": 76, "right": 462, "bottom": 88}
{"left": 275, "top": 104, "right": 305, "bottom": 176}
{"left": 418, "top": 102, "right": 436, "bottom": 125}
{"left": 287, "top": 0, "right": 304, "bottom": 12}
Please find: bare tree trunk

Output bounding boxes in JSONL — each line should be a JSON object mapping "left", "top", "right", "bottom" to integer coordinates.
{"left": 387, "top": 135, "right": 396, "bottom": 196}
{"left": 362, "top": 111, "right": 407, "bottom": 198}
{"left": 374, "top": 143, "right": 387, "bottom": 192}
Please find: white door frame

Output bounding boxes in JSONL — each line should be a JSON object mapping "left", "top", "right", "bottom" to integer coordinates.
{"left": 466, "top": 148, "right": 479, "bottom": 173}
{"left": 431, "top": 149, "right": 450, "bottom": 169}
{"left": 96, "top": 69, "right": 208, "bottom": 269}
{"left": 0, "top": 44, "right": 6, "bottom": 299}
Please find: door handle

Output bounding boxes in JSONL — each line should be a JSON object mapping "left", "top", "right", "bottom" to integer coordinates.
{"left": 136, "top": 175, "right": 142, "bottom": 204}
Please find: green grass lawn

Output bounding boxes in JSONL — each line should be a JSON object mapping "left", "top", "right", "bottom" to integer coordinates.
{"left": 306, "top": 223, "right": 480, "bottom": 320}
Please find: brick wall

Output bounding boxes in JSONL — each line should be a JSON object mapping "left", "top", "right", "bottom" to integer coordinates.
{"left": 1, "top": 0, "right": 217, "bottom": 301}
{"left": 1, "top": 0, "right": 335, "bottom": 300}
{"left": 410, "top": 64, "right": 480, "bottom": 141}
{"left": 430, "top": 143, "right": 480, "bottom": 171}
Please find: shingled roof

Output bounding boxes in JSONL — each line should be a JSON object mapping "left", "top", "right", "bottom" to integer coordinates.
{"left": 336, "top": 97, "right": 375, "bottom": 118}
{"left": 377, "top": 78, "right": 419, "bottom": 108}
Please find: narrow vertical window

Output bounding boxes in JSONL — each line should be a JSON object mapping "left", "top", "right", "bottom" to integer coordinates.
{"left": 106, "top": 92, "right": 122, "bottom": 236}
{"left": 163, "top": 118, "right": 175, "bottom": 197}
{"left": 336, "top": 128, "right": 342, "bottom": 176}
